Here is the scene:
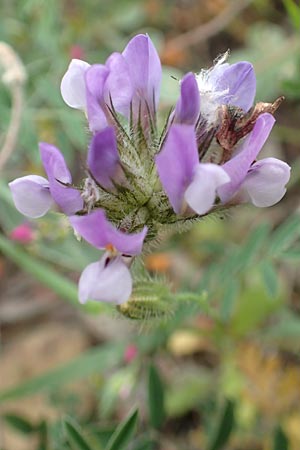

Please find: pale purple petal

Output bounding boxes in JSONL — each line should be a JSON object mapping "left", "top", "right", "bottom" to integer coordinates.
{"left": 240, "top": 157, "right": 291, "bottom": 207}
{"left": 70, "top": 209, "right": 147, "bottom": 255}
{"left": 174, "top": 72, "right": 200, "bottom": 125}
{"left": 9, "top": 175, "right": 53, "bottom": 218}
{"left": 78, "top": 253, "right": 132, "bottom": 305}
{"left": 60, "top": 59, "right": 90, "bottom": 109}
{"left": 39, "top": 142, "right": 83, "bottom": 215}
{"left": 85, "top": 64, "right": 110, "bottom": 132}
{"left": 216, "top": 62, "right": 256, "bottom": 111}
{"left": 155, "top": 124, "right": 198, "bottom": 214}
{"left": 218, "top": 113, "right": 275, "bottom": 203}
{"left": 122, "top": 34, "right": 162, "bottom": 111}
{"left": 87, "top": 127, "right": 120, "bottom": 189}
{"left": 184, "top": 163, "right": 230, "bottom": 215}
{"left": 105, "top": 52, "right": 133, "bottom": 117}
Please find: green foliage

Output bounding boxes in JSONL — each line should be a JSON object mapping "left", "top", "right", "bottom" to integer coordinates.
{"left": 64, "top": 418, "right": 95, "bottom": 450}
{"left": 105, "top": 409, "right": 139, "bottom": 450}
{"left": 283, "top": 0, "right": 300, "bottom": 30}
{"left": 147, "top": 364, "right": 166, "bottom": 429}
{"left": 273, "top": 425, "right": 289, "bottom": 450}
{"left": 207, "top": 399, "right": 235, "bottom": 450}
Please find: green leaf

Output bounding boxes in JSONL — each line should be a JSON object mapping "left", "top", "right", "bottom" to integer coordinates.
{"left": 0, "top": 342, "right": 124, "bottom": 404}
{"left": 148, "top": 364, "right": 166, "bottom": 429}
{"left": 220, "top": 279, "right": 239, "bottom": 322}
{"left": 208, "top": 399, "right": 235, "bottom": 450}
{"left": 3, "top": 413, "right": 36, "bottom": 434}
{"left": 105, "top": 409, "right": 139, "bottom": 450}
{"left": 268, "top": 215, "right": 300, "bottom": 257}
{"left": 260, "top": 261, "right": 279, "bottom": 298}
{"left": 0, "top": 233, "right": 104, "bottom": 314}
{"left": 273, "top": 425, "right": 289, "bottom": 450}
{"left": 235, "top": 223, "right": 270, "bottom": 271}
{"left": 64, "top": 418, "right": 94, "bottom": 450}
{"left": 283, "top": 0, "right": 300, "bottom": 30}
{"left": 280, "top": 247, "right": 300, "bottom": 260}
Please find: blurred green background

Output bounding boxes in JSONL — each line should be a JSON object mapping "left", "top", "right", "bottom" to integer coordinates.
{"left": 1, "top": 1, "right": 300, "bottom": 449}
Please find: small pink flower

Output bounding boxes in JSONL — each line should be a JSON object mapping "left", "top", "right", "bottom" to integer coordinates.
{"left": 9, "top": 223, "right": 34, "bottom": 244}
{"left": 124, "top": 344, "right": 138, "bottom": 364}
{"left": 70, "top": 45, "right": 85, "bottom": 60}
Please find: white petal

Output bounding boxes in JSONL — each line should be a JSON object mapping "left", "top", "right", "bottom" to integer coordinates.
{"left": 78, "top": 253, "right": 132, "bottom": 305}
{"left": 60, "top": 59, "right": 90, "bottom": 109}
{"left": 241, "top": 158, "right": 291, "bottom": 207}
{"left": 185, "top": 163, "right": 230, "bottom": 215}
{"left": 9, "top": 175, "right": 53, "bottom": 218}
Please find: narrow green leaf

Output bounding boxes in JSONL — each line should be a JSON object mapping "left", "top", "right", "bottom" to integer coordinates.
{"left": 0, "top": 233, "right": 104, "bottom": 314}
{"left": 148, "top": 364, "right": 166, "bottom": 429}
{"left": 235, "top": 223, "right": 270, "bottom": 270}
{"left": 64, "top": 418, "right": 94, "bottom": 450}
{"left": 261, "top": 261, "right": 279, "bottom": 298}
{"left": 280, "top": 247, "right": 300, "bottom": 260}
{"left": 273, "top": 425, "right": 289, "bottom": 450}
{"left": 3, "top": 414, "right": 36, "bottom": 434}
{"left": 105, "top": 409, "right": 138, "bottom": 450}
{"left": 283, "top": 0, "right": 300, "bottom": 30}
{"left": 0, "top": 342, "right": 124, "bottom": 404}
{"left": 220, "top": 279, "right": 239, "bottom": 322}
{"left": 208, "top": 399, "right": 235, "bottom": 450}
{"left": 268, "top": 215, "right": 300, "bottom": 257}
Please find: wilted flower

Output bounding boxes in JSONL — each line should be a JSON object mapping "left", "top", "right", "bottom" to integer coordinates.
{"left": 9, "top": 34, "right": 291, "bottom": 308}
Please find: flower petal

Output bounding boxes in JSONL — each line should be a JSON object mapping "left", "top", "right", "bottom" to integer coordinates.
{"left": 184, "top": 163, "right": 230, "bottom": 215}
{"left": 39, "top": 142, "right": 83, "bottom": 215}
{"left": 85, "top": 64, "right": 110, "bottom": 132}
{"left": 87, "top": 127, "right": 120, "bottom": 189}
{"left": 9, "top": 175, "right": 53, "bottom": 218}
{"left": 105, "top": 52, "right": 133, "bottom": 117}
{"left": 218, "top": 113, "right": 275, "bottom": 203}
{"left": 155, "top": 124, "right": 198, "bottom": 214}
{"left": 216, "top": 61, "right": 256, "bottom": 111}
{"left": 79, "top": 253, "right": 132, "bottom": 304}
{"left": 240, "top": 157, "right": 291, "bottom": 207}
{"left": 70, "top": 209, "right": 147, "bottom": 255}
{"left": 60, "top": 59, "right": 90, "bottom": 109}
{"left": 174, "top": 72, "right": 200, "bottom": 125}
{"left": 122, "top": 34, "right": 162, "bottom": 112}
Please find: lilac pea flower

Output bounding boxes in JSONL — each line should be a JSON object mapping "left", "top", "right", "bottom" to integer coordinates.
{"left": 238, "top": 157, "right": 291, "bottom": 207}
{"left": 9, "top": 175, "right": 53, "bottom": 218}
{"left": 9, "top": 143, "right": 83, "bottom": 218}
{"left": 60, "top": 59, "right": 90, "bottom": 110}
{"left": 69, "top": 209, "right": 148, "bottom": 304}
{"left": 122, "top": 34, "right": 162, "bottom": 122}
{"left": 173, "top": 72, "right": 200, "bottom": 125}
{"left": 78, "top": 250, "right": 132, "bottom": 305}
{"left": 196, "top": 56, "right": 256, "bottom": 124}
{"left": 155, "top": 124, "right": 230, "bottom": 215}
{"left": 61, "top": 55, "right": 133, "bottom": 133}
{"left": 87, "top": 126, "right": 120, "bottom": 189}
{"left": 218, "top": 113, "right": 275, "bottom": 204}
{"left": 85, "top": 54, "right": 133, "bottom": 132}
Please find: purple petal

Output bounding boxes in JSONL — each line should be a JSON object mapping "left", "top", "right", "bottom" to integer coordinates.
{"left": 218, "top": 113, "right": 275, "bottom": 203}
{"left": 174, "top": 72, "right": 200, "bottom": 125}
{"left": 70, "top": 209, "right": 147, "bottom": 255}
{"left": 122, "top": 34, "right": 162, "bottom": 112}
{"left": 60, "top": 59, "right": 90, "bottom": 110}
{"left": 184, "top": 163, "right": 230, "bottom": 215}
{"left": 105, "top": 52, "right": 133, "bottom": 117}
{"left": 216, "top": 61, "right": 256, "bottom": 111}
{"left": 85, "top": 64, "right": 110, "bottom": 132}
{"left": 39, "top": 142, "right": 83, "bottom": 215}
{"left": 240, "top": 157, "right": 291, "bottom": 207}
{"left": 87, "top": 127, "right": 120, "bottom": 189}
{"left": 155, "top": 124, "right": 198, "bottom": 214}
{"left": 78, "top": 253, "right": 132, "bottom": 305}
{"left": 9, "top": 175, "right": 53, "bottom": 218}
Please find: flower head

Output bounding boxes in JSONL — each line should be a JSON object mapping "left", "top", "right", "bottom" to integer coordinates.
{"left": 9, "top": 34, "right": 291, "bottom": 307}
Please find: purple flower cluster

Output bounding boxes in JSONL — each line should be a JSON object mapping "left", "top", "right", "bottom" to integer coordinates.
{"left": 9, "top": 34, "right": 290, "bottom": 305}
